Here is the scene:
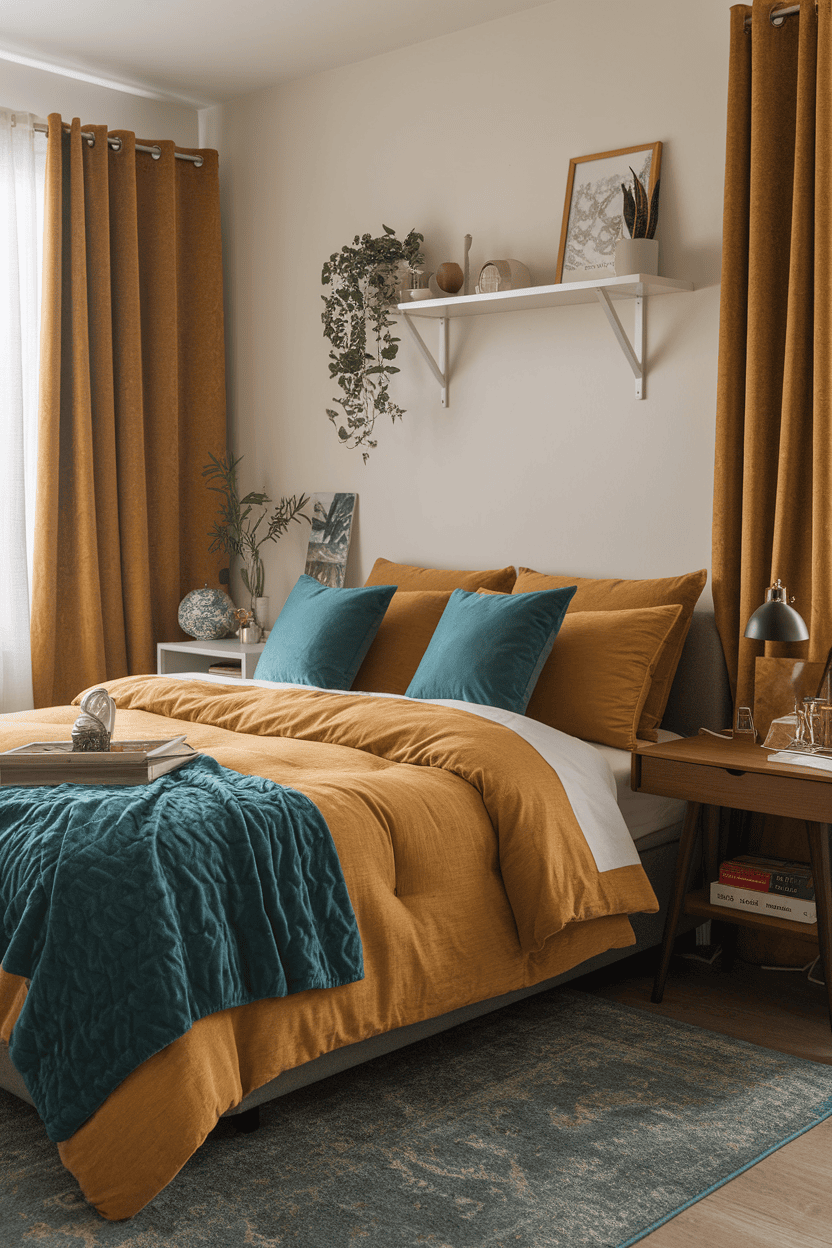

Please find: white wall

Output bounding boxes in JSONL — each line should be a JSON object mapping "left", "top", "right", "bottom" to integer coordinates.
{"left": 199, "top": 0, "right": 729, "bottom": 615}
{"left": 1, "top": 58, "right": 199, "bottom": 145}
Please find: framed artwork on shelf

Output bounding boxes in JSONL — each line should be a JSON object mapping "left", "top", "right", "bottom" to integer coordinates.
{"left": 555, "top": 142, "right": 662, "bottom": 283}
{"left": 304, "top": 493, "right": 357, "bottom": 588}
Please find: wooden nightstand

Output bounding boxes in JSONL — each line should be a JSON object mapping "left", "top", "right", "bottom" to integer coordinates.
{"left": 157, "top": 639, "right": 266, "bottom": 681}
{"left": 632, "top": 734, "right": 832, "bottom": 1029}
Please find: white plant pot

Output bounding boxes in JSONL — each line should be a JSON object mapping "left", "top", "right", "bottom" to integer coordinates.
{"left": 614, "top": 238, "right": 659, "bottom": 277}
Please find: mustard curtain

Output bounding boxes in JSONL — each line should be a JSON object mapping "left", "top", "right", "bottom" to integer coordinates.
{"left": 31, "top": 116, "right": 227, "bottom": 707}
{"left": 713, "top": 0, "right": 832, "bottom": 711}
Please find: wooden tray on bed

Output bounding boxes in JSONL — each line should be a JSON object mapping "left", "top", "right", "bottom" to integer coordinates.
{"left": 0, "top": 738, "right": 198, "bottom": 786}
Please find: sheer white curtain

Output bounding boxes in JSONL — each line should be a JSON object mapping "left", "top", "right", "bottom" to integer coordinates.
{"left": 0, "top": 110, "right": 45, "bottom": 713}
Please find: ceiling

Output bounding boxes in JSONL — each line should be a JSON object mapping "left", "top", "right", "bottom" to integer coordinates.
{"left": 0, "top": 0, "right": 554, "bottom": 108}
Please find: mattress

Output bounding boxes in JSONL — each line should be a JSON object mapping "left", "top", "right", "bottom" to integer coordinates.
{"left": 589, "top": 729, "right": 687, "bottom": 845}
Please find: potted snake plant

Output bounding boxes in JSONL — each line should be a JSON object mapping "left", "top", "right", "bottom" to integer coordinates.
{"left": 614, "top": 167, "right": 661, "bottom": 276}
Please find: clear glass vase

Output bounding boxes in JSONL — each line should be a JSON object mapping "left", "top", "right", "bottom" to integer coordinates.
{"left": 241, "top": 555, "right": 265, "bottom": 617}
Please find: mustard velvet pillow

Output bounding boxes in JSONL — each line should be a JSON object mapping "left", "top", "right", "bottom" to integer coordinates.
{"left": 512, "top": 567, "right": 707, "bottom": 740}
{"left": 352, "top": 589, "right": 454, "bottom": 695}
{"left": 525, "top": 604, "right": 684, "bottom": 749}
{"left": 364, "top": 557, "right": 517, "bottom": 594}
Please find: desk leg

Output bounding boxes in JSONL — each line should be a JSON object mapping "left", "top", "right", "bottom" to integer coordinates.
{"left": 805, "top": 822, "right": 832, "bottom": 1030}
{"left": 703, "top": 804, "right": 720, "bottom": 883}
{"left": 652, "top": 801, "right": 702, "bottom": 1004}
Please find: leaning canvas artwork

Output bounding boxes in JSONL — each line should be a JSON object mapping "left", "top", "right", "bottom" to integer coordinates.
{"left": 304, "top": 493, "right": 357, "bottom": 587}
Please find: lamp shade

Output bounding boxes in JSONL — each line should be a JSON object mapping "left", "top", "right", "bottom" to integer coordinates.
{"left": 744, "top": 580, "right": 809, "bottom": 643}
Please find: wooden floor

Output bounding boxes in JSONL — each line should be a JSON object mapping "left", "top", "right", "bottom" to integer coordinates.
{"left": 575, "top": 946, "right": 832, "bottom": 1246}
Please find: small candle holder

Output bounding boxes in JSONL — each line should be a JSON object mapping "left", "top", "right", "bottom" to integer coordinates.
{"left": 235, "top": 607, "right": 261, "bottom": 645}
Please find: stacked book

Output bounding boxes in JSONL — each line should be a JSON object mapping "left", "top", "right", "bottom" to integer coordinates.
{"left": 710, "top": 855, "right": 816, "bottom": 924}
{"left": 208, "top": 662, "right": 243, "bottom": 678}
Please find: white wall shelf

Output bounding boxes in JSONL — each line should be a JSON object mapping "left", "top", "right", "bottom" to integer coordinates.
{"left": 396, "top": 273, "right": 694, "bottom": 403}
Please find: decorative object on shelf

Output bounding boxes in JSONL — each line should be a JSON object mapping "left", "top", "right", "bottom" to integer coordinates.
{"left": 304, "top": 493, "right": 358, "bottom": 588}
{"left": 321, "top": 225, "right": 424, "bottom": 462}
{"left": 475, "top": 259, "right": 531, "bottom": 294}
{"left": 203, "top": 452, "right": 309, "bottom": 614}
{"left": 178, "top": 583, "right": 238, "bottom": 640}
{"left": 71, "top": 687, "right": 116, "bottom": 752}
{"left": 556, "top": 142, "right": 662, "bottom": 283}
{"left": 406, "top": 268, "right": 434, "bottom": 299}
{"left": 436, "top": 262, "right": 464, "bottom": 295}
{"left": 614, "top": 164, "right": 661, "bottom": 276}
{"left": 233, "top": 606, "right": 261, "bottom": 644}
{"left": 463, "top": 233, "right": 472, "bottom": 295}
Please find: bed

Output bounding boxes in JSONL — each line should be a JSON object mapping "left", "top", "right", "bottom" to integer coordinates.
{"left": 0, "top": 562, "right": 730, "bottom": 1220}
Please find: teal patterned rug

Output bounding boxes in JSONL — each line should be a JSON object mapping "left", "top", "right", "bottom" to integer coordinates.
{"left": 3, "top": 987, "right": 832, "bottom": 1247}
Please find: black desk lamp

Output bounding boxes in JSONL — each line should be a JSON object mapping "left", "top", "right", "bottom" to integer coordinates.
{"left": 744, "top": 579, "right": 809, "bottom": 643}
{"left": 734, "top": 580, "right": 809, "bottom": 740}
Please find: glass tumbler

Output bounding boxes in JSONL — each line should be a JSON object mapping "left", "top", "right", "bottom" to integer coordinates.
{"left": 802, "top": 697, "right": 827, "bottom": 750}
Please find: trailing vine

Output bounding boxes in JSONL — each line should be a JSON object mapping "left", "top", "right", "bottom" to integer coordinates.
{"left": 321, "top": 224, "right": 424, "bottom": 462}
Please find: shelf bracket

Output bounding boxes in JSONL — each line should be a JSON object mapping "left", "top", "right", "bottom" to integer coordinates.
{"left": 595, "top": 289, "right": 645, "bottom": 399}
{"left": 401, "top": 313, "right": 449, "bottom": 407}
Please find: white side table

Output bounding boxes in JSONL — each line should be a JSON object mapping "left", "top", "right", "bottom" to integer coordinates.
{"left": 157, "top": 639, "right": 266, "bottom": 681}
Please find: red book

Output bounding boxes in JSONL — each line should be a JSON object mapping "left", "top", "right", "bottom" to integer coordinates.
{"left": 718, "top": 856, "right": 815, "bottom": 901}
{"left": 718, "top": 865, "right": 769, "bottom": 892}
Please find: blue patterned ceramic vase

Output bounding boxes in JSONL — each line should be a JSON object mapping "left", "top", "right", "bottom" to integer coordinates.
{"left": 178, "top": 585, "right": 237, "bottom": 639}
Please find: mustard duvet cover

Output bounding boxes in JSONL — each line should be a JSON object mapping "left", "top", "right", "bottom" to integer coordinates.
{"left": 0, "top": 676, "right": 658, "bottom": 1219}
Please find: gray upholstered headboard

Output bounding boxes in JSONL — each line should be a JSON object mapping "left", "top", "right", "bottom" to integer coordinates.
{"left": 661, "top": 610, "right": 732, "bottom": 738}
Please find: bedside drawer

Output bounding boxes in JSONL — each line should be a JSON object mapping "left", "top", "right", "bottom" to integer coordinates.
{"left": 636, "top": 755, "right": 832, "bottom": 822}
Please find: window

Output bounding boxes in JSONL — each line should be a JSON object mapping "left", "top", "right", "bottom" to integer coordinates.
{"left": 0, "top": 110, "right": 46, "bottom": 712}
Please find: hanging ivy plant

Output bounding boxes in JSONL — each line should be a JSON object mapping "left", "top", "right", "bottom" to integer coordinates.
{"left": 321, "top": 224, "right": 424, "bottom": 462}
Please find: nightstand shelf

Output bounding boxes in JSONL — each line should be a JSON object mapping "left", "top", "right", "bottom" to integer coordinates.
{"left": 157, "top": 639, "right": 266, "bottom": 681}
{"left": 632, "top": 734, "right": 832, "bottom": 1029}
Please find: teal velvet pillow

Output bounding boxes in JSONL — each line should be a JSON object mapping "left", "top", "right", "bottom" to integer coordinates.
{"left": 405, "top": 586, "right": 576, "bottom": 714}
{"left": 254, "top": 575, "right": 396, "bottom": 689}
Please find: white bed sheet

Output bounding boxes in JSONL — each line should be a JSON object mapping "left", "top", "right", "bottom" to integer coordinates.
{"left": 588, "top": 730, "right": 687, "bottom": 843}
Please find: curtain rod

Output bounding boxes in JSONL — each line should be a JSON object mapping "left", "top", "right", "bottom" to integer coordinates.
{"left": 27, "top": 118, "right": 204, "bottom": 166}
{"left": 744, "top": 3, "right": 810, "bottom": 30}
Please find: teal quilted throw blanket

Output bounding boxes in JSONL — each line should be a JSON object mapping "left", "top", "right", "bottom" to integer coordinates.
{"left": 0, "top": 755, "right": 363, "bottom": 1142}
